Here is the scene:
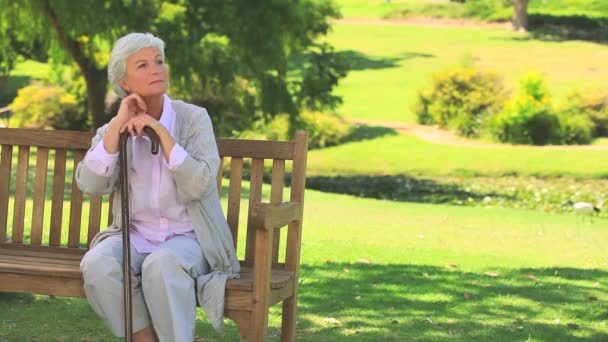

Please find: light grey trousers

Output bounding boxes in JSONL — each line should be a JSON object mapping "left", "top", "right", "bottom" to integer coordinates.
{"left": 80, "top": 235, "right": 207, "bottom": 341}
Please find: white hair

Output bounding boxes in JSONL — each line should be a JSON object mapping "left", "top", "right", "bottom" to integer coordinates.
{"left": 108, "top": 33, "right": 166, "bottom": 98}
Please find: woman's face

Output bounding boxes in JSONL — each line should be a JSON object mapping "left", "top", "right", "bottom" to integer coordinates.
{"left": 120, "top": 47, "right": 168, "bottom": 97}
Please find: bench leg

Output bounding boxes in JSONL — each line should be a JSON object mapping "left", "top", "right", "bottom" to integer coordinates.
{"left": 280, "top": 295, "right": 297, "bottom": 342}
{"left": 250, "top": 228, "right": 273, "bottom": 341}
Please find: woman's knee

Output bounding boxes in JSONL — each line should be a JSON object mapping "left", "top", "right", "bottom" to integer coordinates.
{"left": 80, "top": 249, "right": 120, "bottom": 280}
{"left": 141, "top": 249, "right": 178, "bottom": 280}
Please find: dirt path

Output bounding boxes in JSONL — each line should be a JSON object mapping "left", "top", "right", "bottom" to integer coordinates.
{"left": 348, "top": 119, "right": 608, "bottom": 150}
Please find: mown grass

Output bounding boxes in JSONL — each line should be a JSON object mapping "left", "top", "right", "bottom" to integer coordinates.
{"left": 308, "top": 133, "right": 608, "bottom": 178}
{"left": 1, "top": 189, "right": 607, "bottom": 341}
{"left": 328, "top": 22, "right": 608, "bottom": 123}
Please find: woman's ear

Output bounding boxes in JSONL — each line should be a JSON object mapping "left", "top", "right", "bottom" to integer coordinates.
{"left": 119, "top": 80, "right": 130, "bottom": 93}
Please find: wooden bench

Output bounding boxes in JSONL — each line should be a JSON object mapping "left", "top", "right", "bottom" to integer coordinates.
{"left": 0, "top": 127, "right": 308, "bottom": 341}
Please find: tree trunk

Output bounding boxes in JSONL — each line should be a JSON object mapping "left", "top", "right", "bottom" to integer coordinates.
{"left": 39, "top": 0, "right": 109, "bottom": 129}
{"left": 83, "top": 67, "right": 110, "bottom": 129}
{"left": 513, "top": 0, "right": 528, "bottom": 32}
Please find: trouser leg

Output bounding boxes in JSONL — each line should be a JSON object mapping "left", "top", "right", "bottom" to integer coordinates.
{"left": 80, "top": 235, "right": 151, "bottom": 336}
{"left": 141, "top": 235, "right": 206, "bottom": 342}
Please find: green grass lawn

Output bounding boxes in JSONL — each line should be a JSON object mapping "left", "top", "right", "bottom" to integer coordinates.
{"left": 328, "top": 23, "right": 608, "bottom": 123}
{"left": 1, "top": 189, "right": 607, "bottom": 341}
{"left": 308, "top": 133, "right": 608, "bottom": 178}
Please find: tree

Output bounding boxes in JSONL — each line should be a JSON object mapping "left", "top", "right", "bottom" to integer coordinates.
{"left": 513, "top": 0, "right": 529, "bottom": 31}
{"left": 1, "top": 0, "right": 346, "bottom": 131}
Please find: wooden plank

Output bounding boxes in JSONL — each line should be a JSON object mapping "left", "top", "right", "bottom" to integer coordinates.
{"left": 270, "top": 159, "right": 285, "bottom": 265}
{"left": 49, "top": 149, "right": 67, "bottom": 246}
{"left": 217, "top": 156, "right": 224, "bottom": 195}
{"left": 0, "top": 254, "right": 82, "bottom": 267}
{"left": 0, "top": 145, "right": 13, "bottom": 242}
{"left": 12, "top": 146, "right": 30, "bottom": 243}
{"left": 31, "top": 147, "right": 49, "bottom": 245}
{"left": 68, "top": 151, "right": 85, "bottom": 247}
{"left": 227, "top": 157, "right": 243, "bottom": 248}
{"left": 245, "top": 158, "right": 264, "bottom": 262}
{"left": 218, "top": 139, "right": 294, "bottom": 160}
{"left": 281, "top": 131, "right": 308, "bottom": 342}
{"left": 0, "top": 243, "right": 86, "bottom": 257}
{"left": 88, "top": 195, "right": 103, "bottom": 247}
{"left": 0, "top": 128, "right": 94, "bottom": 149}
{"left": 0, "top": 273, "right": 85, "bottom": 298}
{"left": 251, "top": 221, "right": 273, "bottom": 341}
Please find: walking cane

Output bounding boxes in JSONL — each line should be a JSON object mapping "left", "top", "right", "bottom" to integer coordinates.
{"left": 119, "top": 127, "right": 160, "bottom": 342}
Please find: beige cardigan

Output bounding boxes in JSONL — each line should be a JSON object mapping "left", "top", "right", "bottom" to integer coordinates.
{"left": 75, "top": 100, "right": 240, "bottom": 332}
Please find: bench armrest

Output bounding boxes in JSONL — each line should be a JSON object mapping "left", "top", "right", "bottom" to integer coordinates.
{"left": 251, "top": 202, "right": 302, "bottom": 230}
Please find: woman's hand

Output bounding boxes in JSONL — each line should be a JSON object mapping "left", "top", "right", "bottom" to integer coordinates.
{"left": 115, "top": 94, "right": 147, "bottom": 128}
{"left": 121, "top": 114, "right": 176, "bottom": 162}
{"left": 103, "top": 94, "right": 148, "bottom": 154}
{"left": 120, "top": 114, "right": 163, "bottom": 137}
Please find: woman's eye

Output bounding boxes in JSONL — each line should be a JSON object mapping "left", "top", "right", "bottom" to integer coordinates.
{"left": 156, "top": 59, "right": 164, "bottom": 65}
{"left": 137, "top": 63, "right": 146, "bottom": 69}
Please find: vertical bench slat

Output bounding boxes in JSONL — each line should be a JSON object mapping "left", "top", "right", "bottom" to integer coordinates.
{"left": 270, "top": 159, "right": 285, "bottom": 266}
{"left": 68, "top": 151, "right": 85, "bottom": 247}
{"left": 245, "top": 158, "right": 264, "bottom": 262}
{"left": 49, "top": 149, "right": 67, "bottom": 246}
{"left": 88, "top": 195, "right": 103, "bottom": 247}
{"left": 0, "top": 145, "right": 13, "bottom": 242}
{"left": 107, "top": 192, "right": 114, "bottom": 226}
{"left": 227, "top": 157, "right": 243, "bottom": 248}
{"left": 31, "top": 147, "right": 49, "bottom": 245}
{"left": 217, "top": 157, "right": 224, "bottom": 195}
{"left": 12, "top": 146, "right": 30, "bottom": 243}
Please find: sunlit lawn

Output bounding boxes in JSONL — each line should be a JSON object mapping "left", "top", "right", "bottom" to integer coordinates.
{"left": 327, "top": 23, "right": 608, "bottom": 123}
{"left": 308, "top": 133, "right": 608, "bottom": 178}
{"left": 2, "top": 188, "right": 608, "bottom": 341}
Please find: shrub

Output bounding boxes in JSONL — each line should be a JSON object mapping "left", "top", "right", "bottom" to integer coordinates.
{"left": 9, "top": 83, "right": 88, "bottom": 130}
{"left": 489, "top": 73, "right": 559, "bottom": 145}
{"left": 560, "top": 90, "right": 608, "bottom": 137}
{"left": 415, "top": 66, "right": 507, "bottom": 137}
{"left": 299, "top": 110, "right": 352, "bottom": 149}
{"left": 239, "top": 110, "right": 352, "bottom": 149}
{"left": 556, "top": 112, "right": 593, "bottom": 145}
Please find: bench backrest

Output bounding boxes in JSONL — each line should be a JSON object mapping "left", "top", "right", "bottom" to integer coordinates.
{"left": 0, "top": 128, "right": 307, "bottom": 270}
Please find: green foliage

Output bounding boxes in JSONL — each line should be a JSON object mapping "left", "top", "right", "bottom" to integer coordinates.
{"left": 295, "top": 43, "right": 349, "bottom": 113}
{"left": 239, "top": 110, "right": 352, "bottom": 149}
{"left": 560, "top": 90, "right": 608, "bottom": 138}
{"left": 415, "top": 66, "right": 506, "bottom": 137}
{"left": 556, "top": 112, "right": 593, "bottom": 145}
{"left": 489, "top": 73, "right": 559, "bottom": 145}
{"left": 1, "top": 0, "right": 347, "bottom": 130}
{"left": 9, "top": 83, "right": 88, "bottom": 130}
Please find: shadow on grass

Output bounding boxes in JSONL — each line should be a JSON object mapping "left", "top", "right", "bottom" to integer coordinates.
{"left": 336, "top": 50, "right": 434, "bottom": 71}
{"left": 295, "top": 263, "right": 608, "bottom": 341}
{"left": 305, "top": 174, "right": 508, "bottom": 204}
{"left": 343, "top": 124, "right": 399, "bottom": 144}
{"left": 1, "top": 264, "right": 607, "bottom": 341}
{"left": 494, "top": 14, "right": 608, "bottom": 44}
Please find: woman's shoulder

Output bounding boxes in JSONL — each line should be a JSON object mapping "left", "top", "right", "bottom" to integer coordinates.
{"left": 171, "top": 99, "right": 210, "bottom": 121}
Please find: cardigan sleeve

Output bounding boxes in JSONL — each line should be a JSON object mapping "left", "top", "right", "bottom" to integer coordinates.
{"left": 75, "top": 124, "right": 120, "bottom": 196}
{"left": 171, "top": 107, "right": 220, "bottom": 204}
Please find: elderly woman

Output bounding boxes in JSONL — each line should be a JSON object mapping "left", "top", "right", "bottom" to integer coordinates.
{"left": 76, "top": 33, "right": 240, "bottom": 342}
